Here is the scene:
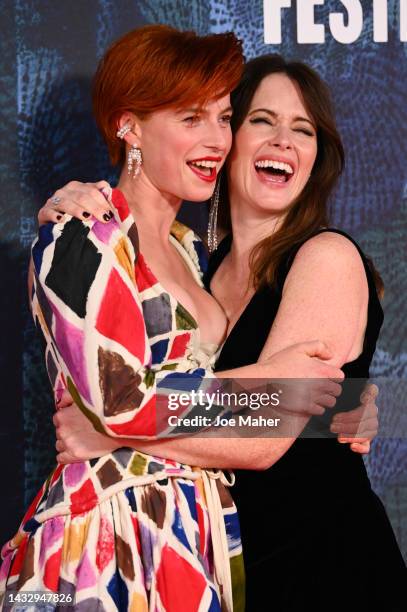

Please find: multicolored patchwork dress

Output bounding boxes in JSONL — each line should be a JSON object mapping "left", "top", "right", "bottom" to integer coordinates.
{"left": 0, "top": 188, "right": 244, "bottom": 612}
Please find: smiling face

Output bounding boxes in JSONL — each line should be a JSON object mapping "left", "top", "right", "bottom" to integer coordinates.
{"left": 130, "top": 94, "right": 233, "bottom": 202}
{"left": 228, "top": 73, "right": 318, "bottom": 217}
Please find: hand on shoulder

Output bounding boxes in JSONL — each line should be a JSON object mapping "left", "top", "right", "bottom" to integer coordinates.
{"left": 38, "top": 180, "right": 114, "bottom": 226}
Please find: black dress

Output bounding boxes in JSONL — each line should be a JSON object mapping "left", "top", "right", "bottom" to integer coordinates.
{"left": 205, "top": 229, "right": 407, "bottom": 612}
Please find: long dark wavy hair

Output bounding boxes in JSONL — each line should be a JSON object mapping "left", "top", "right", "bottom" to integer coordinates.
{"left": 218, "top": 54, "right": 383, "bottom": 297}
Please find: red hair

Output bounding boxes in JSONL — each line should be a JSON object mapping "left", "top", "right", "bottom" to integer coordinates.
{"left": 93, "top": 25, "right": 244, "bottom": 165}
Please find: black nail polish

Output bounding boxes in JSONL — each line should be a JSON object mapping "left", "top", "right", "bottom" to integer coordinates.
{"left": 108, "top": 211, "right": 114, "bottom": 218}
{"left": 56, "top": 214, "right": 62, "bottom": 221}
{"left": 103, "top": 213, "right": 111, "bottom": 222}
{"left": 82, "top": 212, "right": 90, "bottom": 218}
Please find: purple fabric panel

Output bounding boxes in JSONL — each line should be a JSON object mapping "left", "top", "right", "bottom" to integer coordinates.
{"left": 92, "top": 220, "right": 116, "bottom": 244}
{"left": 52, "top": 306, "right": 92, "bottom": 403}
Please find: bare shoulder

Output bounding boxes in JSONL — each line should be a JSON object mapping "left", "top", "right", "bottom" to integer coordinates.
{"left": 282, "top": 231, "right": 368, "bottom": 303}
{"left": 289, "top": 231, "right": 366, "bottom": 280}
{"left": 296, "top": 231, "right": 362, "bottom": 262}
{"left": 265, "top": 231, "right": 369, "bottom": 365}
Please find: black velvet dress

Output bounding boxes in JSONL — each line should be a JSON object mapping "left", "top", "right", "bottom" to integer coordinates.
{"left": 205, "top": 229, "right": 407, "bottom": 612}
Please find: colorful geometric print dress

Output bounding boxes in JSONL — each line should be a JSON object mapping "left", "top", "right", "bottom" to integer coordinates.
{"left": 0, "top": 188, "right": 244, "bottom": 612}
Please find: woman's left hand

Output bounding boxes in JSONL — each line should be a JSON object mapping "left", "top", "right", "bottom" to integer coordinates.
{"left": 330, "top": 383, "right": 379, "bottom": 454}
{"left": 53, "top": 393, "right": 121, "bottom": 463}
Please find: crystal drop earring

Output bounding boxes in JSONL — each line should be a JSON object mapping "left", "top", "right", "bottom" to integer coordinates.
{"left": 127, "top": 144, "right": 143, "bottom": 178}
{"left": 207, "top": 175, "right": 221, "bottom": 253}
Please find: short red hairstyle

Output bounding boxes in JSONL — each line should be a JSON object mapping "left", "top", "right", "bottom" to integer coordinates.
{"left": 93, "top": 25, "right": 244, "bottom": 165}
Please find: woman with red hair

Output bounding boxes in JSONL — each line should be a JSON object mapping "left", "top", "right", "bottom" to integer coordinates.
{"left": 0, "top": 26, "right": 355, "bottom": 612}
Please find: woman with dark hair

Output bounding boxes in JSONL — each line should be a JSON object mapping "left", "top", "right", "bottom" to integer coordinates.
{"left": 33, "top": 51, "right": 405, "bottom": 610}
{"left": 206, "top": 54, "right": 407, "bottom": 611}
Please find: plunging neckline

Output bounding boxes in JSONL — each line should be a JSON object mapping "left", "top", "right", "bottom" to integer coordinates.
{"left": 111, "top": 187, "right": 225, "bottom": 351}
{"left": 141, "top": 237, "right": 200, "bottom": 328}
{"left": 112, "top": 188, "right": 200, "bottom": 326}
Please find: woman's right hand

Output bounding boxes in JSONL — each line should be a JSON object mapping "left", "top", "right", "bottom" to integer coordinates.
{"left": 39, "top": 180, "right": 114, "bottom": 225}
{"left": 262, "top": 340, "right": 344, "bottom": 416}
{"left": 54, "top": 396, "right": 122, "bottom": 463}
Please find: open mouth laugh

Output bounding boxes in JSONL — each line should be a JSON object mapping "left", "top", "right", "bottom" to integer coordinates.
{"left": 254, "top": 159, "right": 294, "bottom": 184}
{"left": 187, "top": 158, "right": 220, "bottom": 182}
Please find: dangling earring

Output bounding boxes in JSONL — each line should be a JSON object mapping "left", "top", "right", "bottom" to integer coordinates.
{"left": 208, "top": 174, "right": 221, "bottom": 253}
{"left": 127, "top": 144, "right": 143, "bottom": 178}
{"left": 116, "top": 123, "right": 143, "bottom": 178}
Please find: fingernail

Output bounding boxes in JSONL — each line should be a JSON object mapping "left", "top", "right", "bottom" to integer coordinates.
{"left": 108, "top": 211, "right": 114, "bottom": 218}
{"left": 103, "top": 213, "right": 111, "bottom": 222}
{"left": 82, "top": 212, "right": 90, "bottom": 218}
{"left": 56, "top": 215, "right": 62, "bottom": 221}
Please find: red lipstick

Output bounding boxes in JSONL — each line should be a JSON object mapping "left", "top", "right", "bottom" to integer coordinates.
{"left": 187, "top": 156, "right": 222, "bottom": 183}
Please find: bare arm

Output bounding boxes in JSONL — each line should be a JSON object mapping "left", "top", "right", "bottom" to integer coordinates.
{"left": 126, "top": 436, "right": 294, "bottom": 469}
{"left": 259, "top": 232, "right": 368, "bottom": 366}
{"left": 55, "top": 341, "right": 343, "bottom": 470}
{"left": 54, "top": 340, "right": 345, "bottom": 471}
{"left": 150, "top": 233, "right": 371, "bottom": 467}
{"left": 172, "top": 232, "right": 370, "bottom": 467}
{"left": 55, "top": 402, "right": 296, "bottom": 470}
{"left": 55, "top": 377, "right": 378, "bottom": 469}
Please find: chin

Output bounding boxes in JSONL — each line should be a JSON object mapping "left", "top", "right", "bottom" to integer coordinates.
{"left": 183, "top": 188, "right": 215, "bottom": 203}
{"left": 255, "top": 197, "right": 292, "bottom": 214}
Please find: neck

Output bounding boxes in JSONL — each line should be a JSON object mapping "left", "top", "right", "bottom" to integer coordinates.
{"left": 117, "top": 167, "right": 182, "bottom": 243}
{"left": 228, "top": 194, "right": 285, "bottom": 273}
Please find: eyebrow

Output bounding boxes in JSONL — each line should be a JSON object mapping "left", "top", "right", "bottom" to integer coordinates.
{"left": 248, "top": 108, "right": 315, "bottom": 127}
{"left": 177, "top": 105, "right": 233, "bottom": 115}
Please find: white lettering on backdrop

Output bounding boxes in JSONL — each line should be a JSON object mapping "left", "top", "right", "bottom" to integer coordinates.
{"left": 264, "top": 0, "right": 407, "bottom": 44}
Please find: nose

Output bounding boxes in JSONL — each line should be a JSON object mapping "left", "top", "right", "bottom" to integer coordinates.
{"left": 203, "top": 119, "right": 231, "bottom": 153}
{"left": 269, "top": 124, "right": 292, "bottom": 150}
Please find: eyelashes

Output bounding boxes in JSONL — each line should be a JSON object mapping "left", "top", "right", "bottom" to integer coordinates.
{"left": 249, "top": 117, "right": 314, "bottom": 137}
{"left": 183, "top": 116, "right": 199, "bottom": 124}
{"left": 183, "top": 115, "right": 232, "bottom": 125}
{"left": 295, "top": 128, "right": 314, "bottom": 136}
{"left": 250, "top": 117, "right": 271, "bottom": 125}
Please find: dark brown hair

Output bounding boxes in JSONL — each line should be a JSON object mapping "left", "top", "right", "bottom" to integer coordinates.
{"left": 93, "top": 25, "right": 244, "bottom": 165}
{"left": 220, "top": 54, "right": 383, "bottom": 297}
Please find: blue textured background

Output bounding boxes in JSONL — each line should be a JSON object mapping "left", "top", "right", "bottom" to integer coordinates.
{"left": 0, "top": 0, "right": 405, "bottom": 559}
